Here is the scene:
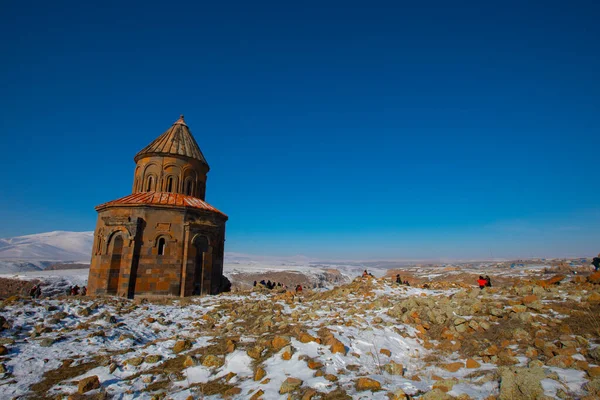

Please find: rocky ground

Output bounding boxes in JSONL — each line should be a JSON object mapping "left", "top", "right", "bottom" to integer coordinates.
{"left": 1, "top": 270, "right": 600, "bottom": 399}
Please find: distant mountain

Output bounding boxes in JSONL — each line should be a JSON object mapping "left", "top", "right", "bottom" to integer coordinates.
{"left": 0, "top": 231, "right": 94, "bottom": 262}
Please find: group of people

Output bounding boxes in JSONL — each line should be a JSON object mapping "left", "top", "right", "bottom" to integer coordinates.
{"left": 66, "top": 285, "right": 87, "bottom": 296}
{"left": 362, "top": 270, "right": 374, "bottom": 278}
{"left": 394, "top": 274, "right": 410, "bottom": 286}
{"left": 477, "top": 275, "right": 492, "bottom": 289}
{"left": 254, "top": 280, "right": 286, "bottom": 290}
{"left": 253, "top": 280, "right": 304, "bottom": 293}
{"left": 29, "top": 285, "right": 42, "bottom": 298}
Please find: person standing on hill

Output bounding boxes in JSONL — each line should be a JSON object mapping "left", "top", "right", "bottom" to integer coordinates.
{"left": 395, "top": 274, "right": 402, "bottom": 284}
{"left": 477, "top": 276, "right": 487, "bottom": 289}
{"left": 592, "top": 254, "right": 600, "bottom": 272}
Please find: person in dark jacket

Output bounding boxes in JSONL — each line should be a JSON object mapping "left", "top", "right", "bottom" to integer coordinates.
{"left": 484, "top": 275, "right": 492, "bottom": 287}
{"left": 395, "top": 274, "right": 402, "bottom": 284}
{"left": 592, "top": 254, "right": 600, "bottom": 271}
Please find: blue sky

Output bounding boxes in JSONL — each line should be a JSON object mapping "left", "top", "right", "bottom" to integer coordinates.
{"left": 1, "top": 1, "right": 599, "bottom": 259}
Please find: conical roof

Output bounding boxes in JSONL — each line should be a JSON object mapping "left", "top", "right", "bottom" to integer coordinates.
{"left": 134, "top": 115, "right": 209, "bottom": 167}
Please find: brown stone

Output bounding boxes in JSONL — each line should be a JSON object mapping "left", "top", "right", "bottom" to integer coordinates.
{"left": 250, "top": 389, "right": 264, "bottom": 400}
{"left": 272, "top": 335, "right": 290, "bottom": 350}
{"left": 0, "top": 345, "right": 7, "bottom": 356}
{"left": 299, "top": 332, "right": 319, "bottom": 343}
{"left": 442, "top": 362, "right": 464, "bottom": 372}
{"left": 279, "top": 377, "right": 303, "bottom": 394}
{"left": 173, "top": 339, "right": 192, "bottom": 353}
{"left": 588, "top": 272, "right": 600, "bottom": 284}
{"left": 522, "top": 295, "right": 538, "bottom": 304}
{"left": 202, "top": 355, "right": 224, "bottom": 368}
{"left": 302, "top": 388, "right": 317, "bottom": 400}
{"left": 183, "top": 355, "right": 196, "bottom": 367}
{"left": 325, "top": 374, "right": 338, "bottom": 382}
{"left": 588, "top": 366, "right": 600, "bottom": 377}
{"left": 588, "top": 292, "right": 600, "bottom": 302}
{"left": 308, "top": 360, "right": 323, "bottom": 370}
{"left": 356, "top": 377, "right": 381, "bottom": 391}
{"left": 466, "top": 359, "right": 481, "bottom": 369}
{"left": 384, "top": 361, "right": 404, "bottom": 375}
{"left": 380, "top": 348, "right": 391, "bottom": 357}
{"left": 254, "top": 367, "right": 266, "bottom": 381}
{"left": 78, "top": 375, "right": 100, "bottom": 394}
{"left": 330, "top": 339, "right": 347, "bottom": 355}
{"left": 223, "top": 387, "right": 241, "bottom": 398}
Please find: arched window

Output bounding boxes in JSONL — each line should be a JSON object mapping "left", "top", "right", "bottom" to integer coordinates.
{"left": 158, "top": 237, "right": 166, "bottom": 256}
{"left": 185, "top": 179, "right": 193, "bottom": 196}
{"left": 166, "top": 176, "right": 174, "bottom": 193}
{"left": 146, "top": 176, "right": 154, "bottom": 192}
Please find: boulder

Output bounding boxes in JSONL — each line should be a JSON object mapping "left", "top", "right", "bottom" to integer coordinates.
{"left": 78, "top": 375, "right": 100, "bottom": 394}
{"left": 442, "top": 362, "right": 463, "bottom": 372}
{"left": 271, "top": 335, "right": 291, "bottom": 350}
{"left": 254, "top": 366, "right": 266, "bottom": 381}
{"left": 125, "top": 356, "right": 144, "bottom": 366}
{"left": 498, "top": 366, "right": 546, "bottom": 400}
{"left": 144, "top": 355, "right": 162, "bottom": 364}
{"left": 0, "top": 345, "right": 7, "bottom": 355}
{"left": 466, "top": 358, "right": 481, "bottom": 368}
{"left": 202, "top": 355, "right": 224, "bottom": 368}
{"left": 172, "top": 339, "right": 193, "bottom": 353}
{"left": 279, "top": 377, "right": 303, "bottom": 394}
{"left": 355, "top": 377, "right": 381, "bottom": 391}
{"left": 384, "top": 361, "right": 404, "bottom": 375}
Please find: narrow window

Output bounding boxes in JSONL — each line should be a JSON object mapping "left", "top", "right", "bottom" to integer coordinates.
{"left": 146, "top": 176, "right": 154, "bottom": 192}
{"left": 166, "top": 177, "right": 173, "bottom": 193}
{"left": 185, "top": 180, "right": 193, "bottom": 196}
{"left": 158, "top": 238, "right": 166, "bottom": 256}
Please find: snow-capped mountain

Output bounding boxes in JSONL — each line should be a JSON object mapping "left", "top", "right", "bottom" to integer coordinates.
{"left": 0, "top": 231, "right": 94, "bottom": 262}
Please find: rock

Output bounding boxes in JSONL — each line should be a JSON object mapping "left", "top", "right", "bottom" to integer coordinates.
{"left": 588, "top": 272, "right": 600, "bottom": 284}
{"left": 223, "top": 387, "right": 241, "bottom": 398}
{"left": 281, "top": 345, "right": 293, "bottom": 360}
{"left": 546, "top": 355, "right": 573, "bottom": 368}
{"left": 40, "top": 338, "right": 54, "bottom": 347}
{"left": 125, "top": 356, "right": 144, "bottom": 366}
{"left": 271, "top": 335, "right": 290, "bottom": 350}
{"left": 325, "top": 374, "right": 338, "bottom": 382}
{"left": 433, "top": 379, "right": 457, "bottom": 392}
{"left": 384, "top": 361, "right": 404, "bottom": 375}
{"left": 588, "top": 292, "right": 600, "bottom": 302}
{"left": 420, "top": 388, "right": 453, "bottom": 400}
{"left": 330, "top": 338, "right": 347, "bottom": 355}
{"left": 302, "top": 388, "right": 317, "bottom": 400}
{"left": 499, "top": 366, "right": 546, "bottom": 400}
{"left": 454, "top": 317, "right": 467, "bottom": 326}
{"left": 202, "top": 355, "right": 224, "bottom": 368}
{"left": 183, "top": 355, "right": 196, "bottom": 367}
{"left": 172, "top": 339, "right": 193, "bottom": 353}
{"left": 250, "top": 389, "right": 264, "bottom": 400}
{"left": 144, "top": 355, "right": 162, "bottom": 364}
{"left": 78, "top": 307, "right": 91, "bottom": 317}
{"left": 466, "top": 358, "right": 481, "bottom": 368}
{"left": 380, "top": 348, "right": 391, "bottom": 357}
{"left": 355, "top": 377, "right": 381, "bottom": 391}
{"left": 307, "top": 360, "right": 323, "bottom": 370}
{"left": 78, "top": 375, "right": 100, "bottom": 393}
{"left": 442, "top": 362, "right": 463, "bottom": 372}
{"left": 298, "top": 332, "right": 319, "bottom": 343}
{"left": 279, "top": 377, "right": 303, "bottom": 394}
{"left": 254, "top": 366, "right": 266, "bottom": 381}
{"left": 388, "top": 388, "right": 409, "bottom": 400}
{"left": 0, "top": 345, "right": 7, "bottom": 355}
{"left": 490, "top": 308, "right": 504, "bottom": 317}
{"left": 247, "top": 345, "right": 264, "bottom": 359}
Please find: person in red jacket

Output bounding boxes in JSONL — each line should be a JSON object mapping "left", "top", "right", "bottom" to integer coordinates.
{"left": 477, "top": 276, "right": 487, "bottom": 289}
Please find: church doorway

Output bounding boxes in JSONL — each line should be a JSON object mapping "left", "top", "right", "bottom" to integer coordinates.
{"left": 193, "top": 236, "right": 209, "bottom": 295}
{"left": 107, "top": 234, "right": 123, "bottom": 295}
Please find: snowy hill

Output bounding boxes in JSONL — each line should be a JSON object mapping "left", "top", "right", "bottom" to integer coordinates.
{"left": 0, "top": 231, "right": 94, "bottom": 262}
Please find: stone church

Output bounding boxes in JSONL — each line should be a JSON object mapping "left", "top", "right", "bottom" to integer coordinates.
{"left": 87, "top": 115, "right": 229, "bottom": 298}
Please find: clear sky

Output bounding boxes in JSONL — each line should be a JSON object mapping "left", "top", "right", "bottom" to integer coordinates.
{"left": 1, "top": 1, "right": 599, "bottom": 259}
